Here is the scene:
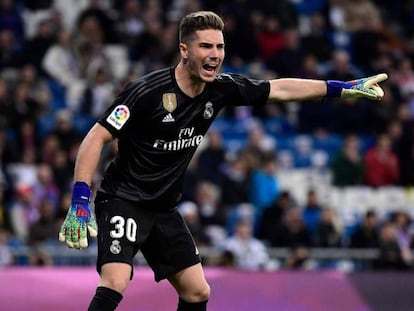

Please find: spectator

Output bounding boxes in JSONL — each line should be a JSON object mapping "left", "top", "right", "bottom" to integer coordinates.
{"left": 197, "top": 130, "right": 226, "bottom": 186}
{"left": 17, "top": 64, "right": 51, "bottom": 115}
{"left": 53, "top": 0, "right": 90, "bottom": 33}
{"left": 219, "top": 8, "right": 258, "bottom": 63}
{"left": 394, "top": 57, "right": 414, "bottom": 101}
{"left": 344, "top": 0, "right": 386, "bottom": 72}
{"left": 114, "top": 0, "right": 145, "bottom": 59}
{"left": 374, "top": 221, "right": 411, "bottom": 270}
{"left": 300, "top": 12, "right": 333, "bottom": 63}
{"left": 79, "top": 66, "right": 115, "bottom": 118}
{"left": 0, "top": 28, "right": 22, "bottom": 71}
{"left": 194, "top": 181, "right": 223, "bottom": 228}
{"left": 249, "top": 151, "right": 280, "bottom": 215}
{"left": 250, "top": 0, "right": 298, "bottom": 29}
{"left": 40, "top": 133, "right": 60, "bottom": 165}
{"left": 178, "top": 201, "right": 211, "bottom": 247}
{"left": 392, "top": 211, "right": 413, "bottom": 267}
{"left": 0, "top": 0, "right": 25, "bottom": 49}
{"left": 299, "top": 54, "right": 322, "bottom": 80}
{"left": 22, "top": 18, "right": 55, "bottom": 76}
{"left": 369, "top": 83, "right": 396, "bottom": 134}
{"left": 314, "top": 208, "right": 343, "bottom": 247}
{"left": 324, "top": 49, "right": 358, "bottom": 82}
{"left": 364, "top": 134, "right": 399, "bottom": 186}
{"left": 343, "top": 0, "right": 382, "bottom": 33}
{"left": 49, "top": 109, "right": 82, "bottom": 156}
{"left": 394, "top": 104, "right": 414, "bottom": 180}
{"left": 32, "top": 163, "right": 60, "bottom": 212}
{"left": 0, "top": 126, "right": 18, "bottom": 184}
{"left": 269, "top": 28, "right": 303, "bottom": 77}
{"left": 42, "top": 29, "right": 84, "bottom": 109}
{"left": 28, "top": 197, "right": 57, "bottom": 246}
{"left": 267, "top": 207, "right": 311, "bottom": 248}
{"left": 349, "top": 210, "right": 380, "bottom": 248}
{"left": 256, "top": 16, "right": 286, "bottom": 65}
{"left": 330, "top": 134, "right": 365, "bottom": 186}
{"left": 50, "top": 148, "right": 72, "bottom": 194}
{"left": 10, "top": 84, "right": 42, "bottom": 128}
{"left": 302, "top": 190, "right": 323, "bottom": 240}
{"left": 7, "top": 150, "right": 38, "bottom": 189}
{"left": 115, "top": 0, "right": 145, "bottom": 46}
{"left": 219, "top": 218, "right": 271, "bottom": 271}
{"left": 133, "top": 13, "right": 164, "bottom": 64}
{"left": 0, "top": 77, "right": 15, "bottom": 130}
{"left": 257, "top": 190, "right": 295, "bottom": 241}
{"left": 9, "top": 185, "right": 37, "bottom": 241}
{"left": 240, "top": 122, "right": 276, "bottom": 170}
{"left": 220, "top": 154, "right": 250, "bottom": 208}
{"left": 194, "top": 181, "right": 227, "bottom": 247}
{"left": 14, "top": 119, "right": 39, "bottom": 159}
{"left": 76, "top": 0, "right": 118, "bottom": 44}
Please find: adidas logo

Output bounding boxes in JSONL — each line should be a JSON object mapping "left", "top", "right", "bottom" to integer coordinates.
{"left": 162, "top": 113, "right": 175, "bottom": 122}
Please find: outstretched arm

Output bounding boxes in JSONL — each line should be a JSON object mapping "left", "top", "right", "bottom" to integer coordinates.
{"left": 268, "top": 73, "right": 388, "bottom": 102}
{"left": 269, "top": 78, "right": 327, "bottom": 102}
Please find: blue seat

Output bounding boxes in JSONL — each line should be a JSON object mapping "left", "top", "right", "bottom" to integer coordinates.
{"left": 263, "top": 117, "right": 294, "bottom": 136}
{"left": 37, "top": 114, "right": 56, "bottom": 137}
{"left": 47, "top": 79, "right": 67, "bottom": 111}
{"left": 313, "top": 134, "right": 343, "bottom": 156}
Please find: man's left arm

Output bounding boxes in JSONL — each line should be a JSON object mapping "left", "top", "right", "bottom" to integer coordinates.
{"left": 268, "top": 73, "right": 388, "bottom": 102}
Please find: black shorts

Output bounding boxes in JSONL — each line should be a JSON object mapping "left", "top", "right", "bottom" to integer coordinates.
{"left": 94, "top": 192, "right": 201, "bottom": 282}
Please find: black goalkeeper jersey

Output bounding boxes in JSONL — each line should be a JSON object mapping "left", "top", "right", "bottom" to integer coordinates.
{"left": 97, "top": 66, "right": 270, "bottom": 210}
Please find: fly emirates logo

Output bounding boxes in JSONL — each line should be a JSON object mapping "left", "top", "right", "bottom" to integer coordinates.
{"left": 153, "top": 127, "right": 204, "bottom": 151}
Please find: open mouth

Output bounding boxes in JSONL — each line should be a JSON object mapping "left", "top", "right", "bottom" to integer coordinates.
{"left": 202, "top": 64, "right": 217, "bottom": 73}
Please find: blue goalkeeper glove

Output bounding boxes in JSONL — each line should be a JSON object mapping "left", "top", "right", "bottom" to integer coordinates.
{"left": 59, "top": 182, "right": 97, "bottom": 249}
{"left": 326, "top": 73, "right": 388, "bottom": 100}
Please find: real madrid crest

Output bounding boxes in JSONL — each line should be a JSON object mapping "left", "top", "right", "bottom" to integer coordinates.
{"left": 162, "top": 93, "right": 177, "bottom": 113}
{"left": 204, "top": 102, "right": 214, "bottom": 119}
{"left": 110, "top": 240, "right": 121, "bottom": 254}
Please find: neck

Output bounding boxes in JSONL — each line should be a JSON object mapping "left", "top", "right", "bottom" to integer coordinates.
{"left": 175, "top": 61, "right": 206, "bottom": 98}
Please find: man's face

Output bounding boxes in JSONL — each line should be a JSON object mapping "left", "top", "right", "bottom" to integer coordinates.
{"left": 180, "top": 29, "right": 225, "bottom": 83}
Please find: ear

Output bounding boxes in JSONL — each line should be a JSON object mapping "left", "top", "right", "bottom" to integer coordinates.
{"left": 179, "top": 42, "right": 188, "bottom": 59}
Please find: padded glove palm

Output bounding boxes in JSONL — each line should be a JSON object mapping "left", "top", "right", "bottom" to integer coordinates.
{"left": 59, "top": 182, "right": 97, "bottom": 249}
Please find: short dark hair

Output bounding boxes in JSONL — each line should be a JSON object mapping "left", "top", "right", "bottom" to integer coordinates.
{"left": 179, "top": 11, "right": 224, "bottom": 43}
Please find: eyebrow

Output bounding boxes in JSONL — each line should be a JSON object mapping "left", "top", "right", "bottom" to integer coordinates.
{"left": 199, "top": 42, "right": 225, "bottom": 48}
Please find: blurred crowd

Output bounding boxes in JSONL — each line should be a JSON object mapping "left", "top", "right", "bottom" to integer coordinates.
{"left": 0, "top": 0, "right": 414, "bottom": 271}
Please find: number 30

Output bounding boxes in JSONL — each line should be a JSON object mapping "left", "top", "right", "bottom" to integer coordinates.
{"left": 110, "top": 216, "right": 138, "bottom": 242}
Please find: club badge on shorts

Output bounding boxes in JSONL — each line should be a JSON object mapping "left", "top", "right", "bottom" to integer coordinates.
{"left": 204, "top": 102, "right": 214, "bottom": 119}
{"left": 110, "top": 240, "right": 121, "bottom": 254}
{"left": 162, "top": 93, "right": 177, "bottom": 112}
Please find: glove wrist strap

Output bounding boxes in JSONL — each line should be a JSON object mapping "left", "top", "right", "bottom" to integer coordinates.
{"left": 326, "top": 80, "right": 356, "bottom": 97}
{"left": 72, "top": 181, "right": 91, "bottom": 204}
{"left": 326, "top": 80, "right": 344, "bottom": 97}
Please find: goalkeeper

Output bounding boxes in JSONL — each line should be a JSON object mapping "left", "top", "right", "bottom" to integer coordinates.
{"left": 59, "top": 10, "right": 387, "bottom": 311}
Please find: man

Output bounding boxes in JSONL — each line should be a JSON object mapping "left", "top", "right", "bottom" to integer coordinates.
{"left": 59, "top": 11, "right": 387, "bottom": 311}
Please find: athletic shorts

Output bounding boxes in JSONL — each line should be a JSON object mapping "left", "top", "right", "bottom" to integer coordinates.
{"left": 94, "top": 192, "right": 201, "bottom": 282}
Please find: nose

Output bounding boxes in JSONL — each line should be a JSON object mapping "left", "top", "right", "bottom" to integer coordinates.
{"left": 209, "top": 49, "right": 218, "bottom": 59}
